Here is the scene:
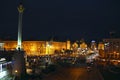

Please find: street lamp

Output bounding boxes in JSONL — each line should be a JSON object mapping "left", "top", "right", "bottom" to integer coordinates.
{"left": 47, "top": 44, "right": 50, "bottom": 55}
{"left": 46, "top": 41, "right": 53, "bottom": 55}
{"left": 15, "top": 70, "right": 18, "bottom": 73}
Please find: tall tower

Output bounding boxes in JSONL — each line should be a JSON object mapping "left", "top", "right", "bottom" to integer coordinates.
{"left": 17, "top": 2, "right": 24, "bottom": 49}
{"left": 12, "top": 2, "right": 26, "bottom": 79}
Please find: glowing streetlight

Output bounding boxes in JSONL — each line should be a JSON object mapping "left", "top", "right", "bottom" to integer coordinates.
{"left": 15, "top": 70, "right": 18, "bottom": 73}
{"left": 47, "top": 44, "right": 50, "bottom": 55}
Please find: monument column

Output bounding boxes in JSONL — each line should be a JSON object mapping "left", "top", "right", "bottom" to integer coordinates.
{"left": 17, "top": 2, "right": 24, "bottom": 49}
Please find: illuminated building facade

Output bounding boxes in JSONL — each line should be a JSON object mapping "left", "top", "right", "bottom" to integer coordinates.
{"left": 90, "top": 40, "right": 97, "bottom": 50}
{"left": 77, "top": 41, "right": 88, "bottom": 54}
{"left": 3, "top": 40, "right": 70, "bottom": 56}
{"left": 98, "top": 42, "right": 104, "bottom": 50}
{"left": 98, "top": 42, "right": 105, "bottom": 58}
{"left": 80, "top": 42, "right": 87, "bottom": 49}
{"left": 66, "top": 40, "right": 71, "bottom": 50}
{"left": 103, "top": 38, "right": 120, "bottom": 59}
{"left": 0, "top": 41, "right": 4, "bottom": 51}
{"left": 79, "top": 39, "right": 87, "bottom": 50}
{"left": 72, "top": 42, "right": 78, "bottom": 53}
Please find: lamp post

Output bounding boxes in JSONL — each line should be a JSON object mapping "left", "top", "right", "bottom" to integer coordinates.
{"left": 46, "top": 41, "right": 52, "bottom": 55}
{"left": 47, "top": 44, "right": 50, "bottom": 55}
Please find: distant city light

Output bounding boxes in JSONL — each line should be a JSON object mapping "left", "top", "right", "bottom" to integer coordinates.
{"left": 104, "top": 42, "right": 109, "bottom": 46}
{"left": 91, "top": 40, "right": 95, "bottom": 43}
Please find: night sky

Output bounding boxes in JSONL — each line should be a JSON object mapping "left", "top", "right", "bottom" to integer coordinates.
{"left": 0, "top": 0, "right": 120, "bottom": 42}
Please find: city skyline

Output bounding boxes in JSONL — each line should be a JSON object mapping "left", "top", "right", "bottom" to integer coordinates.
{"left": 0, "top": 0, "right": 120, "bottom": 42}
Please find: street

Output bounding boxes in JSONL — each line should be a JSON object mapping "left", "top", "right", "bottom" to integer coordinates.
{"left": 42, "top": 66, "right": 103, "bottom": 80}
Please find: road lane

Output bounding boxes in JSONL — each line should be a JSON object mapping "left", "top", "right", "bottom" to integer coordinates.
{"left": 42, "top": 67, "right": 103, "bottom": 80}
